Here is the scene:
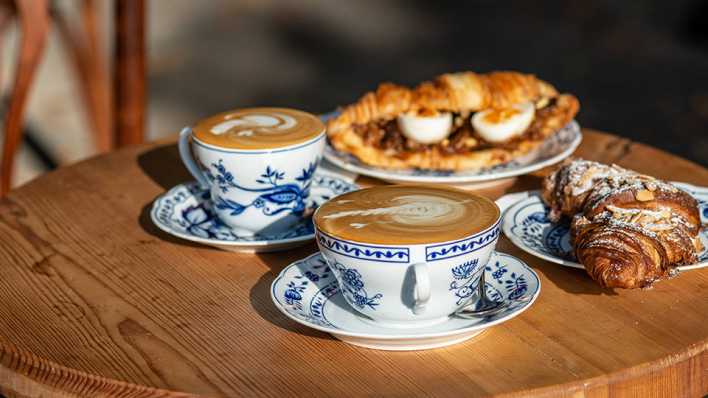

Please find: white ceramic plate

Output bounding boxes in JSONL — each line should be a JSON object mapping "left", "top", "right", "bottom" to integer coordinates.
{"left": 321, "top": 111, "right": 581, "bottom": 186}
{"left": 271, "top": 251, "right": 540, "bottom": 351}
{"left": 501, "top": 182, "right": 708, "bottom": 271}
{"left": 150, "top": 174, "right": 358, "bottom": 252}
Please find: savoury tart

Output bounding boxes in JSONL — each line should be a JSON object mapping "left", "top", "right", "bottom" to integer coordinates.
{"left": 327, "top": 71, "right": 580, "bottom": 171}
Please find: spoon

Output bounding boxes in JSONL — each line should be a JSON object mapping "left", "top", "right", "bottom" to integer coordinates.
{"left": 454, "top": 270, "right": 532, "bottom": 319}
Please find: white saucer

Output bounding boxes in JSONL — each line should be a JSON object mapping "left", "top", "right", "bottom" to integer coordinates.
{"left": 150, "top": 174, "right": 358, "bottom": 252}
{"left": 271, "top": 251, "right": 540, "bottom": 351}
{"left": 501, "top": 182, "right": 708, "bottom": 271}
{"left": 321, "top": 111, "right": 581, "bottom": 186}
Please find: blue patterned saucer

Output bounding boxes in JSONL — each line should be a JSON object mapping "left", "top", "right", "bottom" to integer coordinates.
{"left": 270, "top": 251, "right": 540, "bottom": 351}
{"left": 321, "top": 110, "right": 581, "bottom": 186}
{"left": 501, "top": 182, "right": 708, "bottom": 271}
{"left": 150, "top": 174, "right": 358, "bottom": 252}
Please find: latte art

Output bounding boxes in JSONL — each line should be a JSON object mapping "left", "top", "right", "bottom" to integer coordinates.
{"left": 323, "top": 195, "right": 470, "bottom": 228}
{"left": 315, "top": 186, "right": 499, "bottom": 245}
{"left": 210, "top": 113, "right": 297, "bottom": 137}
{"left": 193, "top": 107, "right": 324, "bottom": 150}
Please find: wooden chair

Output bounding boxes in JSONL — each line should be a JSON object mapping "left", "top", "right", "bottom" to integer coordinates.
{"left": 0, "top": 0, "right": 146, "bottom": 194}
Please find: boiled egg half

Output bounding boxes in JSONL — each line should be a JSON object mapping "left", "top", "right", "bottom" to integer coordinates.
{"left": 397, "top": 111, "right": 452, "bottom": 144}
{"left": 472, "top": 101, "right": 535, "bottom": 143}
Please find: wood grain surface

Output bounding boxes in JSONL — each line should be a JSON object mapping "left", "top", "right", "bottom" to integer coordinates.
{"left": 0, "top": 130, "right": 705, "bottom": 397}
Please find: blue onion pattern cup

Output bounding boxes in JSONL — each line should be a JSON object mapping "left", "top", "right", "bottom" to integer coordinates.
{"left": 178, "top": 125, "right": 325, "bottom": 235}
{"left": 313, "top": 215, "right": 501, "bottom": 328}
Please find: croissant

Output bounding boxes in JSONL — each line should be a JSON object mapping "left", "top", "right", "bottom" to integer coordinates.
{"left": 542, "top": 159, "right": 703, "bottom": 289}
{"left": 326, "top": 71, "right": 579, "bottom": 171}
{"left": 328, "top": 71, "right": 558, "bottom": 133}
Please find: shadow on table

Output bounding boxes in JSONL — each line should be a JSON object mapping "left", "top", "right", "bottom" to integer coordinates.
{"left": 249, "top": 249, "right": 335, "bottom": 341}
{"left": 136, "top": 142, "right": 211, "bottom": 248}
{"left": 137, "top": 143, "right": 192, "bottom": 191}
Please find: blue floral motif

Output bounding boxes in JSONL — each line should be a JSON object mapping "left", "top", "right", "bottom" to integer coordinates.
{"left": 510, "top": 203, "right": 575, "bottom": 261}
{"left": 176, "top": 199, "right": 314, "bottom": 241}
{"left": 449, "top": 259, "right": 481, "bottom": 305}
{"left": 504, "top": 272, "right": 528, "bottom": 300}
{"left": 284, "top": 277, "right": 309, "bottom": 310}
{"left": 203, "top": 160, "right": 318, "bottom": 218}
{"left": 317, "top": 234, "right": 410, "bottom": 263}
{"left": 487, "top": 261, "right": 527, "bottom": 300}
{"left": 341, "top": 269, "right": 365, "bottom": 290}
{"left": 328, "top": 260, "right": 383, "bottom": 310}
{"left": 425, "top": 225, "right": 500, "bottom": 261}
{"left": 276, "top": 254, "right": 339, "bottom": 328}
{"left": 452, "top": 259, "right": 478, "bottom": 280}
{"left": 152, "top": 177, "right": 358, "bottom": 245}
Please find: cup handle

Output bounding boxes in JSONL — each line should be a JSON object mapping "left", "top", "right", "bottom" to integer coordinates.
{"left": 178, "top": 127, "right": 210, "bottom": 188}
{"left": 412, "top": 263, "right": 431, "bottom": 315}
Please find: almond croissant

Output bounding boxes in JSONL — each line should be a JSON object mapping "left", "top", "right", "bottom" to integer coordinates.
{"left": 542, "top": 159, "right": 703, "bottom": 289}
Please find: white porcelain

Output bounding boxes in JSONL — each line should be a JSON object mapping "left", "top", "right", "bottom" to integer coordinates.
{"left": 313, "top": 213, "right": 501, "bottom": 328}
{"left": 321, "top": 111, "right": 581, "bottom": 186}
{"left": 270, "top": 251, "right": 540, "bottom": 351}
{"left": 179, "top": 126, "right": 325, "bottom": 235}
{"left": 150, "top": 174, "right": 358, "bottom": 253}
{"left": 501, "top": 182, "right": 708, "bottom": 272}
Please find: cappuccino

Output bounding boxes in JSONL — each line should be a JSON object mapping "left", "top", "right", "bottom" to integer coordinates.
{"left": 192, "top": 107, "right": 325, "bottom": 150}
{"left": 314, "top": 185, "right": 499, "bottom": 244}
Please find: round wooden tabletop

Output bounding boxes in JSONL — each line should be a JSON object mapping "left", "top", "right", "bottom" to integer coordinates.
{"left": 0, "top": 130, "right": 705, "bottom": 398}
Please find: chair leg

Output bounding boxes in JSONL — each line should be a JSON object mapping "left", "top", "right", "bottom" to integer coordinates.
{"left": 114, "top": 0, "right": 146, "bottom": 148}
{"left": 53, "top": 0, "right": 112, "bottom": 152}
{"left": 0, "top": 0, "right": 50, "bottom": 195}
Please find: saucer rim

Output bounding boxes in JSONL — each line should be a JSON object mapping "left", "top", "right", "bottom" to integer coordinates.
{"left": 150, "top": 178, "right": 358, "bottom": 247}
{"left": 270, "top": 251, "right": 541, "bottom": 340}
{"left": 501, "top": 182, "right": 708, "bottom": 271}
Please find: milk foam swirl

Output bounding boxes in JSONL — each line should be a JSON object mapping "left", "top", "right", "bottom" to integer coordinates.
{"left": 314, "top": 186, "right": 500, "bottom": 245}
{"left": 322, "top": 195, "right": 469, "bottom": 227}
{"left": 210, "top": 113, "right": 298, "bottom": 137}
{"left": 192, "top": 107, "right": 324, "bottom": 150}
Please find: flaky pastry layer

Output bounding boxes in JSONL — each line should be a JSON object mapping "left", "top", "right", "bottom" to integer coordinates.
{"left": 327, "top": 71, "right": 579, "bottom": 171}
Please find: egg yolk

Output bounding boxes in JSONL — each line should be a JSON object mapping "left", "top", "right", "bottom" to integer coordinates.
{"left": 482, "top": 107, "right": 520, "bottom": 124}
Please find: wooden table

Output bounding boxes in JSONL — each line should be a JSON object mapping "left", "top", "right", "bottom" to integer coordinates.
{"left": 0, "top": 130, "right": 705, "bottom": 397}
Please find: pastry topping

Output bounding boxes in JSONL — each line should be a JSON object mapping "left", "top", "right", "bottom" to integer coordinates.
{"left": 353, "top": 97, "right": 567, "bottom": 157}
{"left": 396, "top": 110, "right": 452, "bottom": 144}
{"left": 635, "top": 190, "right": 654, "bottom": 202}
{"left": 326, "top": 71, "right": 580, "bottom": 171}
{"left": 472, "top": 101, "right": 535, "bottom": 143}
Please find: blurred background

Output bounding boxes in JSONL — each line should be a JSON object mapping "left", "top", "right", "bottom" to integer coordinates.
{"left": 4, "top": 0, "right": 708, "bottom": 186}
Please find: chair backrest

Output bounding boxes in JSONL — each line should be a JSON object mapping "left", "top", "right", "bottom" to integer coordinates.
{"left": 0, "top": 0, "right": 146, "bottom": 195}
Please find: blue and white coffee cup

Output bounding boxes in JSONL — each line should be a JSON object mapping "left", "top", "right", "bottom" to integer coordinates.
{"left": 313, "top": 194, "right": 501, "bottom": 328}
{"left": 178, "top": 108, "right": 326, "bottom": 235}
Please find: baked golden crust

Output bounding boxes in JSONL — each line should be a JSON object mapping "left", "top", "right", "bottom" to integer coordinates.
{"left": 542, "top": 159, "right": 703, "bottom": 289}
{"left": 327, "top": 71, "right": 578, "bottom": 171}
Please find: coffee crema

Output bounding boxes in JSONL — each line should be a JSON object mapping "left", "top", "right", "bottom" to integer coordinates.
{"left": 314, "top": 185, "right": 500, "bottom": 245}
{"left": 192, "top": 107, "right": 325, "bottom": 150}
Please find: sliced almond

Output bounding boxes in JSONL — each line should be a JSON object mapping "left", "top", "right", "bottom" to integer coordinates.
{"left": 635, "top": 189, "right": 654, "bottom": 202}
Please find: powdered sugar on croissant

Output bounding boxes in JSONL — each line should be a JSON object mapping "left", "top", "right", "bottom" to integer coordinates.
{"left": 543, "top": 158, "right": 703, "bottom": 289}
